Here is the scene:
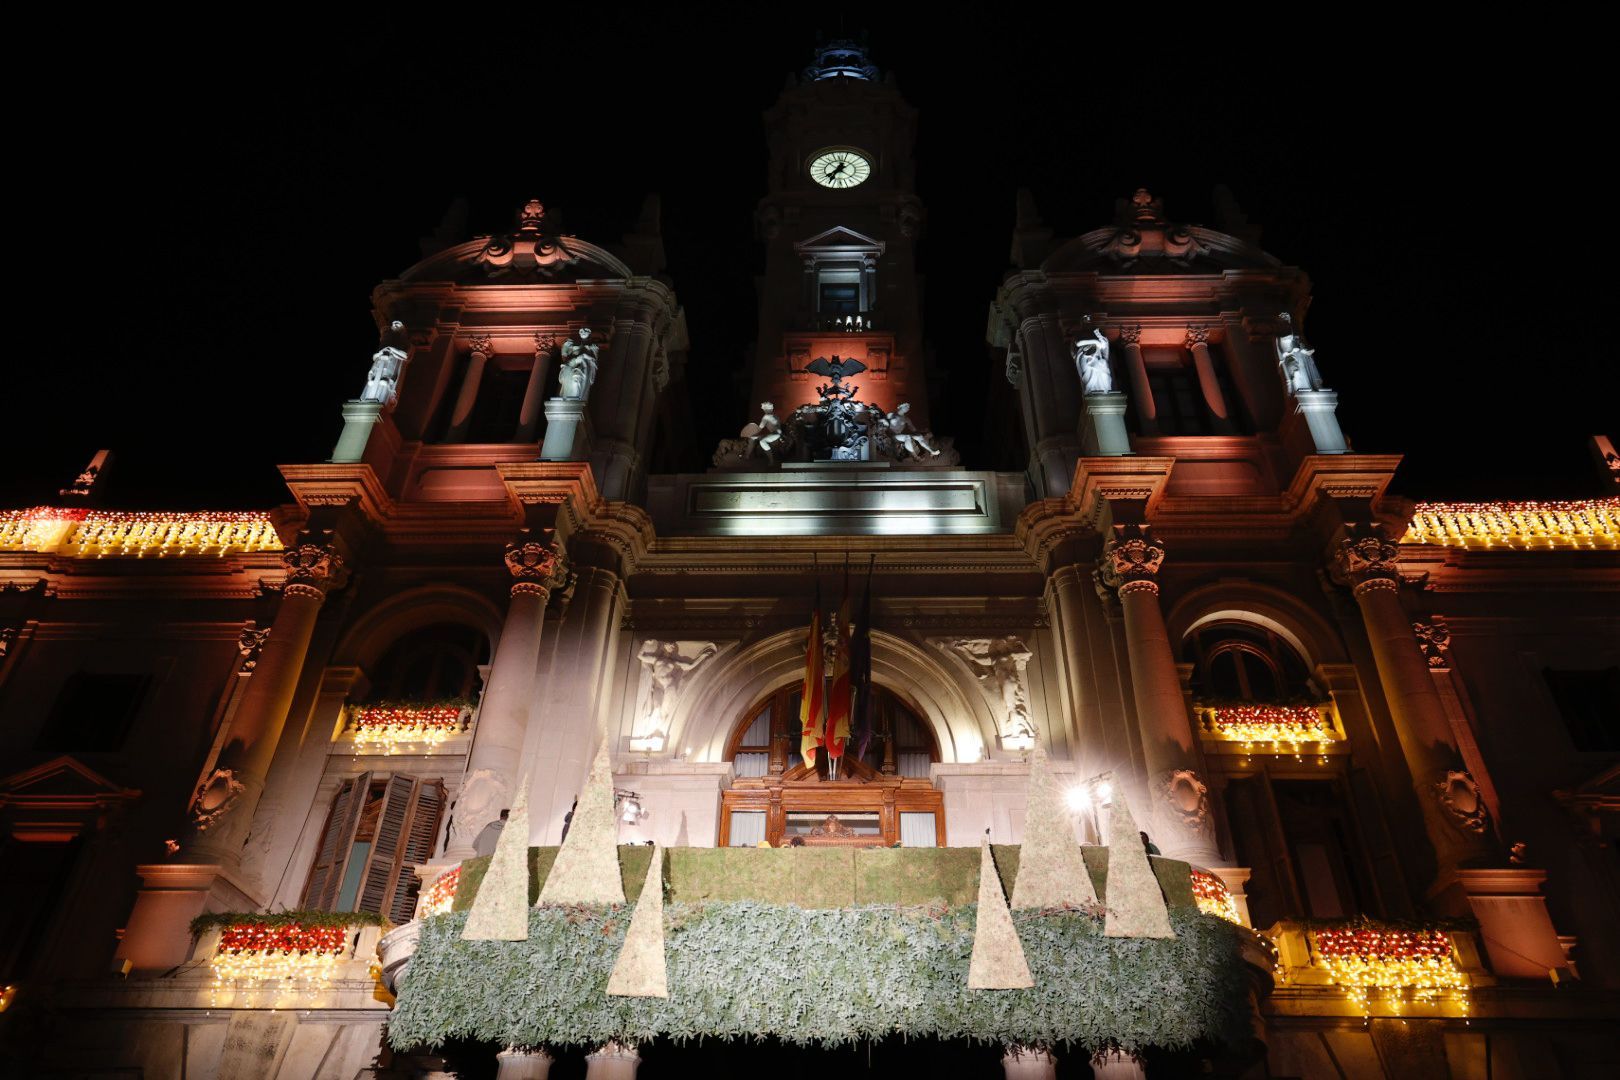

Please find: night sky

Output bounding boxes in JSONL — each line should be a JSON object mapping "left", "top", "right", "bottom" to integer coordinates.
{"left": 7, "top": 17, "right": 1613, "bottom": 510}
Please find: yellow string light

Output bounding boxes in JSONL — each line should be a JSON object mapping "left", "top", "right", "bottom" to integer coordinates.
{"left": 211, "top": 922, "right": 347, "bottom": 987}
{"left": 0, "top": 507, "right": 282, "bottom": 557}
{"left": 350, "top": 705, "right": 466, "bottom": 753}
{"left": 1403, "top": 499, "right": 1619, "bottom": 550}
{"left": 418, "top": 866, "right": 462, "bottom": 918}
{"left": 1312, "top": 927, "right": 1470, "bottom": 1016}
{"left": 1190, "top": 869, "right": 1242, "bottom": 925}
{"left": 1205, "top": 704, "right": 1339, "bottom": 757}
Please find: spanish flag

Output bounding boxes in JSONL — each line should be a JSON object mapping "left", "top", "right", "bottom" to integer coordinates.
{"left": 798, "top": 577, "right": 825, "bottom": 768}
{"left": 825, "top": 562, "right": 853, "bottom": 760}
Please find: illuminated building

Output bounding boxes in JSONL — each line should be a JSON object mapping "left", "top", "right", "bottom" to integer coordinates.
{"left": 2, "top": 40, "right": 1617, "bottom": 1079}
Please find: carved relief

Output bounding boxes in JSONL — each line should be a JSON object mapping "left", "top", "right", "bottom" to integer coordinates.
{"left": 1436, "top": 769, "right": 1489, "bottom": 834}
{"left": 281, "top": 542, "right": 348, "bottom": 599}
{"left": 0, "top": 627, "right": 15, "bottom": 658}
{"left": 447, "top": 768, "right": 510, "bottom": 855}
{"left": 475, "top": 199, "right": 582, "bottom": 278}
{"left": 1004, "top": 348, "right": 1023, "bottom": 388}
{"left": 236, "top": 623, "right": 271, "bottom": 674}
{"left": 504, "top": 532, "right": 568, "bottom": 596}
{"left": 1331, "top": 526, "right": 1401, "bottom": 590}
{"left": 1097, "top": 525, "right": 1166, "bottom": 596}
{"left": 1157, "top": 768, "right": 1213, "bottom": 837}
{"left": 633, "top": 640, "right": 721, "bottom": 748}
{"left": 189, "top": 768, "right": 245, "bottom": 832}
{"left": 1413, "top": 618, "right": 1452, "bottom": 669}
{"left": 933, "top": 636, "right": 1037, "bottom": 747}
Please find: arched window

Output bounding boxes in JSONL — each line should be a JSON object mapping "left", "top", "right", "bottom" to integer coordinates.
{"left": 367, "top": 623, "right": 491, "bottom": 703}
{"left": 724, "top": 685, "right": 939, "bottom": 779}
{"left": 1185, "top": 622, "right": 1314, "bottom": 703}
{"left": 720, "top": 684, "right": 944, "bottom": 848}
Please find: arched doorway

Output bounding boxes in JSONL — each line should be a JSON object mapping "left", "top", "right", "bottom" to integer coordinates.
{"left": 718, "top": 684, "right": 945, "bottom": 848}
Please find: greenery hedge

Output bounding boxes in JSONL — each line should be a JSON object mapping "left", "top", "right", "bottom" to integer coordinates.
{"left": 388, "top": 902, "right": 1250, "bottom": 1054}
{"left": 449, "top": 845, "right": 1197, "bottom": 912}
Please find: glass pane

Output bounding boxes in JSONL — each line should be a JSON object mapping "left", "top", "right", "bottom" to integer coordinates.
{"left": 783, "top": 812, "right": 880, "bottom": 838}
{"left": 729, "top": 811, "right": 767, "bottom": 847}
{"left": 734, "top": 752, "right": 769, "bottom": 778}
{"left": 337, "top": 841, "right": 371, "bottom": 911}
{"left": 900, "top": 813, "right": 937, "bottom": 848}
{"left": 898, "top": 752, "right": 931, "bottom": 779}
{"left": 741, "top": 708, "right": 771, "bottom": 747}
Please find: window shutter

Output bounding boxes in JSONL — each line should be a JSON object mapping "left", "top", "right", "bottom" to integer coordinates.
{"left": 391, "top": 781, "right": 446, "bottom": 924}
{"left": 355, "top": 776, "right": 447, "bottom": 921}
{"left": 303, "top": 773, "right": 371, "bottom": 911}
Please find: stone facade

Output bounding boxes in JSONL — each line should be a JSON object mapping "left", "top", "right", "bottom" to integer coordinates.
{"left": 2, "top": 41, "right": 1617, "bottom": 1080}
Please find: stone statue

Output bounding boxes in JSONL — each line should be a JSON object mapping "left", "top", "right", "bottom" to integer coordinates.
{"left": 1275, "top": 312, "right": 1325, "bottom": 395}
{"left": 740, "top": 403, "right": 784, "bottom": 458}
{"left": 634, "top": 639, "right": 719, "bottom": 739}
{"left": 558, "top": 327, "right": 600, "bottom": 401}
{"left": 942, "top": 636, "right": 1037, "bottom": 745}
{"left": 884, "top": 403, "right": 941, "bottom": 459}
{"left": 1074, "top": 327, "right": 1113, "bottom": 396}
{"left": 360, "top": 320, "right": 409, "bottom": 404}
{"left": 447, "top": 768, "right": 508, "bottom": 855}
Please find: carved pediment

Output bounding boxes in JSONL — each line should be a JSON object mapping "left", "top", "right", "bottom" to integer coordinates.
{"left": 795, "top": 225, "right": 886, "bottom": 257}
{"left": 0, "top": 755, "right": 141, "bottom": 841}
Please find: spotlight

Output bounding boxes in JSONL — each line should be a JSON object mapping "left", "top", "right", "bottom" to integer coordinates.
{"left": 1065, "top": 786, "right": 1091, "bottom": 812}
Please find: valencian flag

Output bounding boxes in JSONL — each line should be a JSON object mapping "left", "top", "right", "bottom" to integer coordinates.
{"left": 825, "top": 560, "right": 854, "bottom": 760}
{"left": 849, "top": 556, "right": 875, "bottom": 761}
{"left": 798, "top": 572, "right": 826, "bottom": 768}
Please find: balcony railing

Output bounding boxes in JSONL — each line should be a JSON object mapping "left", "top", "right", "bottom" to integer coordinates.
{"left": 1402, "top": 498, "right": 1620, "bottom": 550}
{"left": 1269, "top": 920, "right": 1475, "bottom": 1017}
{"left": 347, "top": 704, "right": 472, "bottom": 752}
{"left": 1195, "top": 702, "right": 1341, "bottom": 752}
{"left": 803, "top": 311, "right": 879, "bottom": 333}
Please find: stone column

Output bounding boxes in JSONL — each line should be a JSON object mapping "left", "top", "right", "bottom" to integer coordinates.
{"left": 1001, "top": 1045, "right": 1057, "bottom": 1079}
{"left": 1118, "top": 326, "right": 1157, "bottom": 435}
{"left": 184, "top": 540, "right": 348, "bottom": 868}
{"left": 584, "top": 1041, "right": 639, "bottom": 1080}
{"left": 1185, "top": 326, "right": 1235, "bottom": 433}
{"left": 497, "top": 1047, "right": 555, "bottom": 1080}
{"left": 514, "top": 333, "right": 553, "bottom": 443}
{"left": 1099, "top": 526, "right": 1222, "bottom": 867}
{"left": 445, "top": 533, "right": 568, "bottom": 859}
{"left": 1332, "top": 527, "right": 1493, "bottom": 885}
{"left": 444, "top": 335, "right": 493, "bottom": 443}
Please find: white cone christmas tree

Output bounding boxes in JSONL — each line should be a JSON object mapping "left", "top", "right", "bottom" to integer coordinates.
{"left": 461, "top": 777, "right": 531, "bottom": 941}
{"left": 1010, "top": 745, "right": 1099, "bottom": 910}
{"left": 537, "top": 740, "right": 625, "bottom": 905}
{"left": 606, "top": 845, "right": 668, "bottom": 998}
{"left": 1102, "top": 791, "right": 1175, "bottom": 939}
{"left": 967, "top": 833, "right": 1034, "bottom": 990}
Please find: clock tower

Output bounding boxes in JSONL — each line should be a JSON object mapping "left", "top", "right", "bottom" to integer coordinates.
{"left": 747, "top": 41, "right": 933, "bottom": 435}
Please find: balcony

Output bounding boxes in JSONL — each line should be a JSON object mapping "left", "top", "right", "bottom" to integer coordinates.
{"left": 1195, "top": 701, "right": 1343, "bottom": 762}
{"left": 801, "top": 311, "right": 880, "bottom": 333}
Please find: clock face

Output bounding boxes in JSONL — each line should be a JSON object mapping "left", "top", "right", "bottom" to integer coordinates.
{"left": 809, "top": 149, "right": 872, "bottom": 189}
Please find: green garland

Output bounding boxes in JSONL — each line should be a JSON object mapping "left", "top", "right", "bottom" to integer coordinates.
{"left": 388, "top": 903, "right": 1252, "bottom": 1055}
{"left": 189, "top": 909, "right": 386, "bottom": 937}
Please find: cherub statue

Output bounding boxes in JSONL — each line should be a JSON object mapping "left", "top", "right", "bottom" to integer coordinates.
{"left": 558, "top": 327, "right": 600, "bottom": 401}
{"left": 360, "top": 320, "right": 408, "bottom": 404}
{"left": 885, "top": 403, "right": 940, "bottom": 458}
{"left": 1074, "top": 327, "right": 1113, "bottom": 396}
{"left": 1276, "top": 312, "right": 1325, "bottom": 395}
{"left": 740, "top": 402, "right": 784, "bottom": 458}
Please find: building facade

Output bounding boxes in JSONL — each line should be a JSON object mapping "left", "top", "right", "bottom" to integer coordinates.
{"left": 2, "top": 42, "right": 1618, "bottom": 1079}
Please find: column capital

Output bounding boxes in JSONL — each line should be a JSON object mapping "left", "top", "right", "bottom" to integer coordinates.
{"left": 1117, "top": 324, "right": 1142, "bottom": 346}
{"left": 281, "top": 542, "right": 349, "bottom": 600}
{"left": 505, "top": 531, "right": 569, "bottom": 597}
{"left": 467, "top": 334, "right": 495, "bottom": 357}
{"left": 1097, "top": 524, "right": 1166, "bottom": 597}
{"left": 1330, "top": 523, "right": 1402, "bottom": 592}
{"left": 1184, "top": 324, "right": 1213, "bottom": 347}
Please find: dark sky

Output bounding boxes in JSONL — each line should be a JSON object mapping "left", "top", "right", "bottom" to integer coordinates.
{"left": 6, "top": 15, "right": 1613, "bottom": 509}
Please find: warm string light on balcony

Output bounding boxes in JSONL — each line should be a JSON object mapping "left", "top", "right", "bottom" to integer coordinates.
{"left": 1190, "top": 869, "right": 1242, "bottom": 925}
{"left": 0, "top": 507, "right": 283, "bottom": 557}
{"left": 350, "top": 705, "right": 466, "bottom": 753}
{"left": 1311, "top": 927, "right": 1470, "bottom": 1016}
{"left": 1204, "top": 704, "right": 1339, "bottom": 764}
{"left": 1402, "top": 499, "right": 1620, "bottom": 550}
{"left": 418, "top": 866, "right": 462, "bottom": 918}
{"left": 211, "top": 922, "right": 348, "bottom": 985}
